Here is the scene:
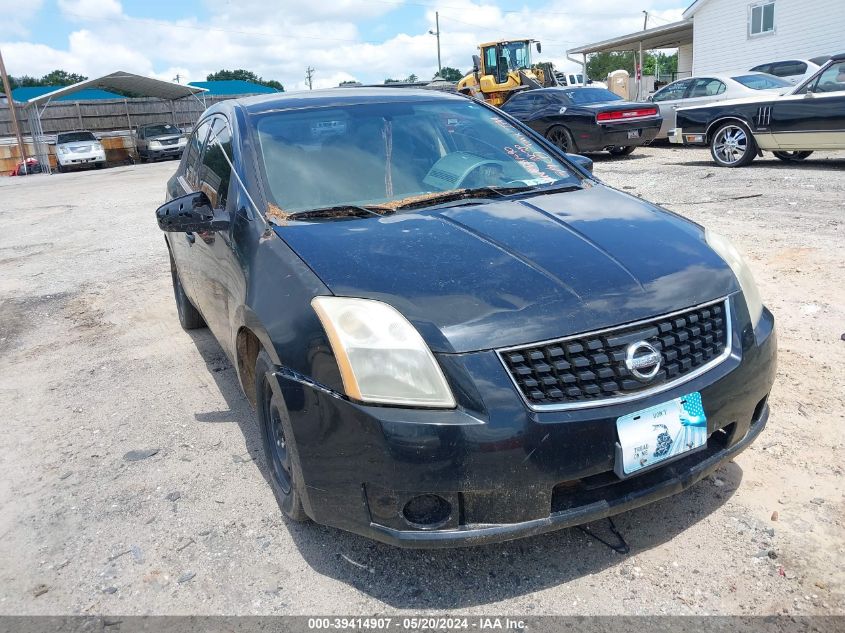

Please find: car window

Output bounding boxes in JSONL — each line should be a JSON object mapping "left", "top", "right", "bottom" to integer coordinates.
{"left": 183, "top": 119, "right": 211, "bottom": 189}
{"left": 198, "top": 118, "right": 233, "bottom": 209}
{"left": 688, "top": 78, "right": 726, "bottom": 98}
{"left": 143, "top": 124, "right": 179, "bottom": 137}
{"left": 57, "top": 131, "right": 96, "bottom": 143}
{"left": 749, "top": 63, "right": 771, "bottom": 74}
{"left": 807, "top": 63, "right": 845, "bottom": 94}
{"left": 731, "top": 74, "right": 791, "bottom": 89}
{"left": 651, "top": 80, "right": 691, "bottom": 102}
{"left": 253, "top": 100, "right": 580, "bottom": 213}
{"left": 771, "top": 61, "right": 807, "bottom": 77}
{"left": 558, "top": 88, "right": 621, "bottom": 104}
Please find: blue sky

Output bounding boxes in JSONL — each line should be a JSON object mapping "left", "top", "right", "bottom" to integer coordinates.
{"left": 1, "top": 0, "right": 687, "bottom": 90}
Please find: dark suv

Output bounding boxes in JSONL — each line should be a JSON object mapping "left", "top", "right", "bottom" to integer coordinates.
{"left": 155, "top": 89, "right": 776, "bottom": 547}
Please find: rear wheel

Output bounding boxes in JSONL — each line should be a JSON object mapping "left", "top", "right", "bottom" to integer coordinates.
{"left": 545, "top": 126, "right": 576, "bottom": 153}
{"left": 609, "top": 146, "right": 636, "bottom": 156}
{"left": 169, "top": 251, "right": 205, "bottom": 330}
{"left": 710, "top": 122, "right": 757, "bottom": 167}
{"left": 773, "top": 150, "right": 813, "bottom": 162}
{"left": 255, "top": 350, "right": 308, "bottom": 522}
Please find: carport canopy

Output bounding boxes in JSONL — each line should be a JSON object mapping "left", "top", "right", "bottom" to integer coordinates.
{"left": 568, "top": 19, "right": 693, "bottom": 55}
{"left": 22, "top": 70, "right": 206, "bottom": 107}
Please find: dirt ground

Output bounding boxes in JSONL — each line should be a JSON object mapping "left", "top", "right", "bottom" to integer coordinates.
{"left": 0, "top": 146, "right": 843, "bottom": 616}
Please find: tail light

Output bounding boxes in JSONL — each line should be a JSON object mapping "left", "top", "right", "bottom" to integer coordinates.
{"left": 596, "top": 107, "right": 659, "bottom": 122}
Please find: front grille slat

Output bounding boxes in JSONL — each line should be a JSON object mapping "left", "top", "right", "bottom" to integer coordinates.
{"left": 499, "top": 299, "right": 731, "bottom": 409}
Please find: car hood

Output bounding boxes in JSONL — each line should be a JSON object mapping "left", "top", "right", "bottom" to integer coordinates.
{"left": 147, "top": 134, "right": 184, "bottom": 141}
{"left": 275, "top": 185, "right": 737, "bottom": 353}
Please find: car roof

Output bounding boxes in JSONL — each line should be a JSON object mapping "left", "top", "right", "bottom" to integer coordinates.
{"left": 237, "top": 87, "right": 467, "bottom": 115}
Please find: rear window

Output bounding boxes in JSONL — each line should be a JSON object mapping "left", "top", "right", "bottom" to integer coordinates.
{"left": 558, "top": 88, "right": 622, "bottom": 104}
{"left": 731, "top": 74, "right": 791, "bottom": 90}
{"left": 57, "top": 132, "right": 95, "bottom": 143}
{"left": 254, "top": 99, "right": 579, "bottom": 212}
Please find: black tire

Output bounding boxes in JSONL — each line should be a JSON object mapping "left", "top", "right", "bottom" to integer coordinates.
{"left": 773, "top": 150, "right": 813, "bottom": 162}
{"left": 169, "top": 251, "right": 205, "bottom": 330}
{"left": 55, "top": 163, "right": 64, "bottom": 173}
{"left": 545, "top": 126, "right": 576, "bottom": 153}
{"left": 710, "top": 122, "right": 757, "bottom": 167}
{"left": 609, "top": 145, "right": 636, "bottom": 156}
{"left": 255, "top": 350, "right": 308, "bottom": 522}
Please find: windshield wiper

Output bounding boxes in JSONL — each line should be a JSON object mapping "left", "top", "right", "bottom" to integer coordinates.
{"left": 285, "top": 204, "right": 395, "bottom": 220}
{"left": 392, "top": 181, "right": 581, "bottom": 211}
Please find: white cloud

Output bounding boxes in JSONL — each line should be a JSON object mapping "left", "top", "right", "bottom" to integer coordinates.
{"left": 1, "top": 1, "right": 687, "bottom": 90}
{"left": 0, "top": 0, "right": 44, "bottom": 38}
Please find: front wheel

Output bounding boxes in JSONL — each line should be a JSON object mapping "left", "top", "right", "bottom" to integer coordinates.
{"left": 255, "top": 350, "right": 308, "bottom": 522}
{"left": 545, "top": 126, "right": 576, "bottom": 153}
{"left": 609, "top": 146, "right": 636, "bottom": 156}
{"left": 773, "top": 150, "right": 813, "bottom": 162}
{"left": 169, "top": 251, "right": 205, "bottom": 330}
{"left": 710, "top": 122, "right": 757, "bottom": 167}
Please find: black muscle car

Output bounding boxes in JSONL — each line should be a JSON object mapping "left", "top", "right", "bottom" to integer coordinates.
{"left": 501, "top": 87, "right": 662, "bottom": 156}
{"left": 670, "top": 52, "right": 845, "bottom": 167}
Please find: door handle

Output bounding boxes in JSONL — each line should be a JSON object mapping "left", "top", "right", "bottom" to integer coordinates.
{"left": 185, "top": 232, "right": 196, "bottom": 244}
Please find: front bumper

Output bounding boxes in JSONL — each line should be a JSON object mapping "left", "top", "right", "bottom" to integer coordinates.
{"left": 668, "top": 128, "right": 706, "bottom": 146}
{"left": 145, "top": 142, "right": 186, "bottom": 158}
{"left": 57, "top": 151, "right": 106, "bottom": 166}
{"left": 272, "top": 295, "right": 776, "bottom": 548}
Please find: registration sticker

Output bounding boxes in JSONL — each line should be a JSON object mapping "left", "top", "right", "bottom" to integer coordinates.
{"left": 615, "top": 392, "right": 707, "bottom": 477}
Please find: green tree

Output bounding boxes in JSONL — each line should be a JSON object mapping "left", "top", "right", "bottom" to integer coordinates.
{"left": 586, "top": 51, "right": 635, "bottom": 81}
{"left": 39, "top": 69, "right": 88, "bottom": 86}
{"left": 206, "top": 69, "right": 284, "bottom": 91}
{"left": 435, "top": 67, "right": 464, "bottom": 81}
{"left": 405, "top": 73, "right": 419, "bottom": 83}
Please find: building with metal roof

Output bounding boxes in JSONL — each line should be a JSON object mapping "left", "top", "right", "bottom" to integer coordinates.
{"left": 187, "top": 80, "right": 280, "bottom": 96}
{"left": 5, "top": 86, "right": 124, "bottom": 103}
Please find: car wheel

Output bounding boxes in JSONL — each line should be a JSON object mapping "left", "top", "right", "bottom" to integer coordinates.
{"left": 710, "top": 122, "right": 757, "bottom": 167}
{"left": 168, "top": 251, "right": 205, "bottom": 330}
{"left": 255, "top": 350, "right": 308, "bottom": 522}
{"left": 609, "top": 146, "right": 636, "bottom": 156}
{"left": 55, "top": 163, "right": 64, "bottom": 173}
{"left": 773, "top": 150, "right": 813, "bottom": 162}
{"left": 545, "top": 126, "right": 576, "bottom": 153}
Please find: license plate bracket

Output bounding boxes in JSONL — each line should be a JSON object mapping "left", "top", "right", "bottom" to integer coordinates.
{"left": 614, "top": 392, "right": 707, "bottom": 478}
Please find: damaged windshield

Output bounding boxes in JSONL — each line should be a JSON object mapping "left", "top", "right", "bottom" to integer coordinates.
{"left": 253, "top": 99, "right": 580, "bottom": 215}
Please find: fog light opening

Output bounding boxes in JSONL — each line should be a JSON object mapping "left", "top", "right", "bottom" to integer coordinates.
{"left": 402, "top": 494, "right": 451, "bottom": 530}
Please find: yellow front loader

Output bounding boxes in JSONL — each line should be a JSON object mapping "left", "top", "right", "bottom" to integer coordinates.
{"left": 457, "top": 39, "right": 556, "bottom": 107}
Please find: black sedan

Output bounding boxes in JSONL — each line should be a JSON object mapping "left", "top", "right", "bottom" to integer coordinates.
{"left": 670, "top": 52, "right": 845, "bottom": 166}
{"left": 500, "top": 87, "right": 662, "bottom": 156}
{"left": 156, "top": 88, "right": 775, "bottom": 548}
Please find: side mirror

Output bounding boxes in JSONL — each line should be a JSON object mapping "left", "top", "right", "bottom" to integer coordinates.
{"left": 536, "top": 42, "right": 542, "bottom": 54}
{"left": 565, "top": 153, "right": 593, "bottom": 174}
{"left": 472, "top": 54, "right": 481, "bottom": 74}
{"left": 156, "top": 191, "right": 229, "bottom": 232}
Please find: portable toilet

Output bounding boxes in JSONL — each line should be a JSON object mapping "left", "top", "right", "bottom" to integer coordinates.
{"left": 607, "top": 69, "right": 629, "bottom": 100}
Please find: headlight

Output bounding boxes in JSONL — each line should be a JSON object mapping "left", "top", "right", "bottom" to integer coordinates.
{"left": 705, "top": 229, "right": 763, "bottom": 328}
{"left": 58, "top": 146, "right": 68, "bottom": 155}
{"left": 312, "top": 296, "right": 456, "bottom": 408}
{"left": 149, "top": 140, "right": 162, "bottom": 149}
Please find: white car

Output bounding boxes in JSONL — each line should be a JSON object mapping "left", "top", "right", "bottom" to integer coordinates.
{"left": 648, "top": 72, "right": 791, "bottom": 139}
{"left": 749, "top": 59, "right": 823, "bottom": 85}
{"left": 54, "top": 131, "right": 106, "bottom": 172}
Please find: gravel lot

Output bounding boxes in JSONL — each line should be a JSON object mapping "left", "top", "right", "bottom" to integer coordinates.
{"left": 0, "top": 146, "right": 843, "bottom": 616}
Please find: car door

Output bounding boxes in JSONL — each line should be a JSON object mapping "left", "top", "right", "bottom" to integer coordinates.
{"left": 169, "top": 118, "right": 212, "bottom": 300}
{"left": 769, "top": 62, "right": 845, "bottom": 149}
{"left": 188, "top": 115, "right": 241, "bottom": 348}
{"left": 651, "top": 79, "right": 693, "bottom": 137}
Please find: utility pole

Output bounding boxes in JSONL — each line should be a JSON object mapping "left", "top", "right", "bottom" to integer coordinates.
{"left": 643, "top": 10, "right": 649, "bottom": 30}
{"left": 429, "top": 11, "right": 442, "bottom": 75}
{"left": 305, "top": 66, "right": 315, "bottom": 90}
{"left": 0, "top": 46, "right": 28, "bottom": 174}
{"left": 173, "top": 73, "right": 181, "bottom": 83}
